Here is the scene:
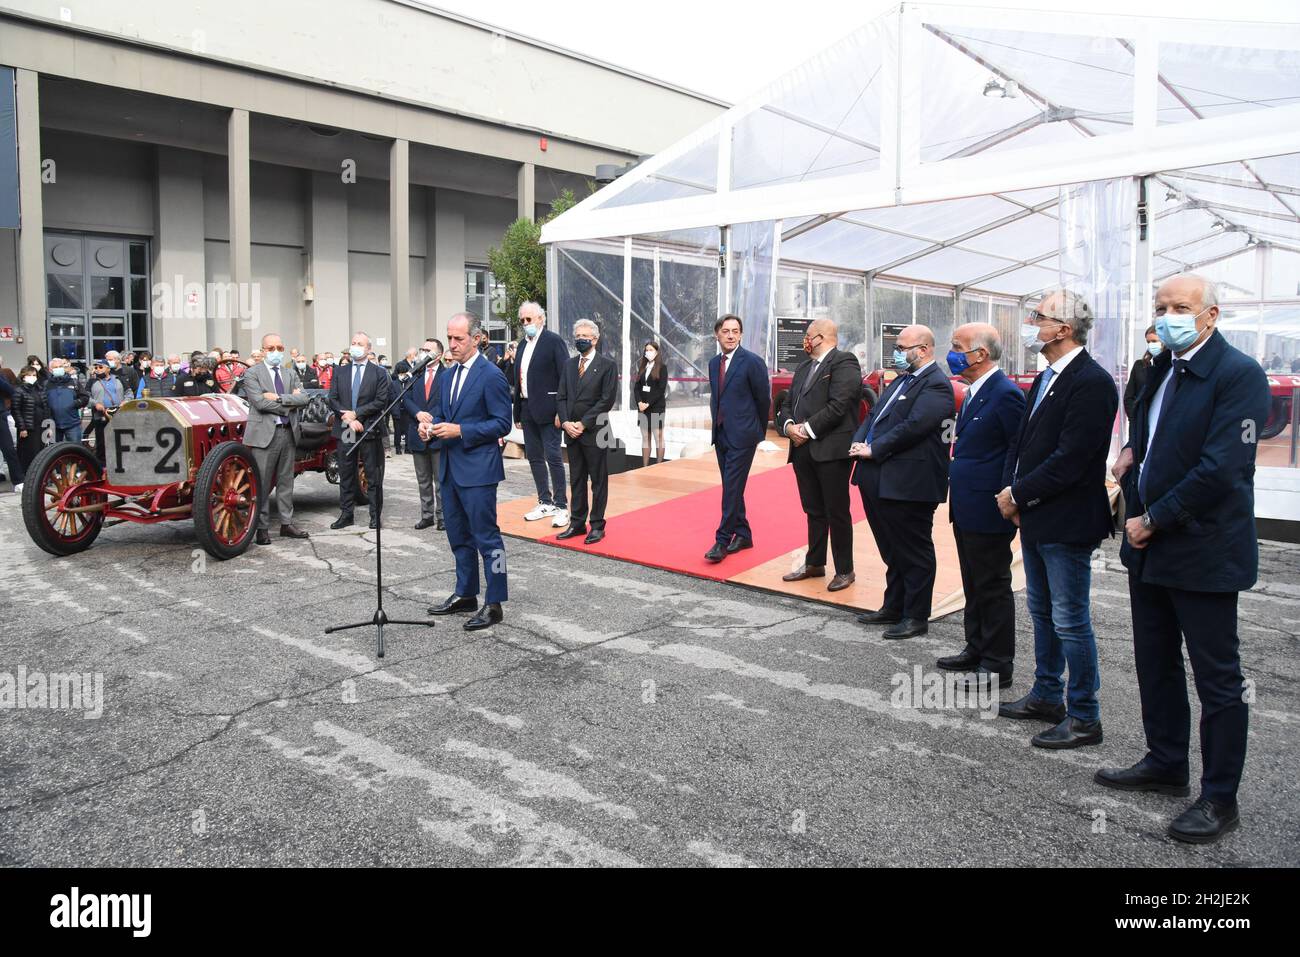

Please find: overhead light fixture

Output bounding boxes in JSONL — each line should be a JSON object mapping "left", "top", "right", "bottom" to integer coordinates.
{"left": 982, "top": 76, "right": 1019, "bottom": 99}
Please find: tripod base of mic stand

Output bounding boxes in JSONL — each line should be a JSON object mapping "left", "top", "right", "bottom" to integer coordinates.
{"left": 326, "top": 609, "right": 434, "bottom": 658}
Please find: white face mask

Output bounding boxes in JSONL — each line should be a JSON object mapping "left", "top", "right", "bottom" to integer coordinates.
{"left": 645, "top": 350, "right": 657, "bottom": 361}
{"left": 153, "top": 366, "right": 165, "bottom": 376}
{"left": 23, "top": 375, "right": 37, "bottom": 385}
{"left": 171, "top": 362, "right": 182, "bottom": 372}
{"left": 1020, "top": 323, "right": 1049, "bottom": 355}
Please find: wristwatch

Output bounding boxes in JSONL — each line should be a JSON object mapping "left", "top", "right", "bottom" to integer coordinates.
{"left": 1141, "top": 512, "right": 1156, "bottom": 531}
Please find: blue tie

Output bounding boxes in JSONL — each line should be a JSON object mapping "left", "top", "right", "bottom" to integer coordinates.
{"left": 1139, "top": 359, "right": 1186, "bottom": 504}
{"left": 867, "top": 374, "right": 910, "bottom": 444}
{"left": 352, "top": 364, "right": 363, "bottom": 405}
{"left": 1030, "top": 366, "right": 1055, "bottom": 417}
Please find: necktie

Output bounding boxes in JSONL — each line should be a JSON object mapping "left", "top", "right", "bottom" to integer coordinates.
{"left": 1139, "top": 359, "right": 1187, "bottom": 504}
{"left": 793, "top": 359, "right": 819, "bottom": 419}
{"left": 451, "top": 363, "right": 464, "bottom": 406}
{"left": 425, "top": 366, "right": 434, "bottom": 401}
{"left": 579, "top": 355, "right": 588, "bottom": 378}
{"left": 867, "top": 374, "right": 910, "bottom": 445}
{"left": 1030, "top": 366, "right": 1055, "bottom": 417}
{"left": 352, "top": 364, "right": 363, "bottom": 406}
{"left": 273, "top": 367, "right": 287, "bottom": 425}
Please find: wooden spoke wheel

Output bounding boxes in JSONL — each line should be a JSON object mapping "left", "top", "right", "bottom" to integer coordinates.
{"left": 22, "top": 442, "right": 107, "bottom": 556}
{"left": 193, "top": 441, "right": 261, "bottom": 560}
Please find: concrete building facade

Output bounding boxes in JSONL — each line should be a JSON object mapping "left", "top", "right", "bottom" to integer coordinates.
{"left": 0, "top": 0, "right": 726, "bottom": 365}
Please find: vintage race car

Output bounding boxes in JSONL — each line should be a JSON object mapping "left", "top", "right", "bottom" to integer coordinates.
{"left": 23, "top": 390, "right": 366, "bottom": 560}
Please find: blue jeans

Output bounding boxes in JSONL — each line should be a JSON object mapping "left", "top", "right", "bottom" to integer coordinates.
{"left": 1022, "top": 540, "right": 1100, "bottom": 722}
{"left": 521, "top": 412, "right": 566, "bottom": 509}
{"left": 56, "top": 425, "right": 82, "bottom": 444}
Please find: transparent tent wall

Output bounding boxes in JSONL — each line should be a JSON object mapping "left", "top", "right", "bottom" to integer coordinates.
{"left": 550, "top": 239, "right": 627, "bottom": 404}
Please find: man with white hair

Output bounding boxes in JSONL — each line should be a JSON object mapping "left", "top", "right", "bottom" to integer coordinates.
{"left": 996, "top": 289, "right": 1117, "bottom": 750}
{"left": 512, "top": 301, "right": 570, "bottom": 529}
{"left": 327, "top": 330, "right": 390, "bottom": 530}
{"left": 1100, "top": 273, "right": 1269, "bottom": 844}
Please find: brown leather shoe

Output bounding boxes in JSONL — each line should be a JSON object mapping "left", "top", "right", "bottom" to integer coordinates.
{"left": 827, "top": 572, "right": 855, "bottom": 592}
{"left": 782, "top": 564, "right": 826, "bottom": 582}
{"left": 279, "top": 524, "right": 310, "bottom": 539}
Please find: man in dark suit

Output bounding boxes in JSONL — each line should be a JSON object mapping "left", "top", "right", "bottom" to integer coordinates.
{"left": 556, "top": 319, "right": 618, "bottom": 545}
{"left": 705, "top": 314, "right": 771, "bottom": 563}
{"left": 996, "top": 290, "right": 1117, "bottom": 750}
{"left": 777, "top": 318, "right": 861, "bottom": 591}
{"left": 513, "top": 301, "right": 570, "bottom": 530}
{"left": 402, "top": 337, "right": 446, "bottom": 531}
{"left": 939, "top": 323, "right": 1026, "bottom": 689}
{"left": 849, "top": 324, "right": 955, "bottom": 639}
{"left": 327, "top": 331, "right": 390, "bottom": 530}
{"left": 426, "top": 313, "right": 513, "bottom": 631}
{"left": 1099, "top": 274, "right": 1270, "bottom": 844}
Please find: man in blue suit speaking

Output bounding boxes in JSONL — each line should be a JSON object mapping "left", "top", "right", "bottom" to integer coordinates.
{"left": 425, "top": 313, "right": 513, "bottom": 631}
{"left": 705, "top": 314, "right": 771, "bottom": 563}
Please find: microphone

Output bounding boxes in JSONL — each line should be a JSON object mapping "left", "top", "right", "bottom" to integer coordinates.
{"left": 409, "top": 352, "right": 438, "bottom": 375}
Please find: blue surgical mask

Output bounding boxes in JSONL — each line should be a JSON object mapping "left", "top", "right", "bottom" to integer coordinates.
{"left": 1154, "top": 308, "right": 1206, "bottom": 352}
{"left": 349, "top": 345, "right": 366, "bottom": 360}
{"left": 892, "top": 347, "right": 911, "bottom": 371}
{"left": 946, "top": 349, "right": 972, "bottom": 375}
{"left": 575, "top": 338, "right": 593, "bottom": 353}
{"left": 524, "top": 324, "right": 540, "bottom": 338}
{"left": 52, "top": 367, "right": 67, "bottom": 378}
{"left": 1146, "top": 341, "right": 1162, "bottom": 358}
{"left": 265, "top": 350, "right": 284, "bottom": 367}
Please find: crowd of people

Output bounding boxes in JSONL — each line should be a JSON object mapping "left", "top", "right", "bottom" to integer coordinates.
{"left": 1, "top": 270, "right": 1268, "bottom": 847}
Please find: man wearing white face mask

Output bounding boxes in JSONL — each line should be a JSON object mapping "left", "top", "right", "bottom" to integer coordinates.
{"left": 512, "top": 301, "right": 569, "bottom": 528}
{"left": 996, "top": 289, "right": 1117, "bottom": 751}
{"left": 327, "top": 331, "right": 389, "bottom": 529}
{"left": 1101, "top": 273, "right": 1269, "bottom": 844}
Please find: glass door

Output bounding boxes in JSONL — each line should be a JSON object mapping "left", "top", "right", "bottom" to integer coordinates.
{"left": 44, "top": 233, "right": 149, "bottom": 361}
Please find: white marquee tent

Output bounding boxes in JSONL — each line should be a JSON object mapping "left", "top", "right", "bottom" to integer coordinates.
{"left": 540, "top": 2, "right": 1300, "bottom": 427}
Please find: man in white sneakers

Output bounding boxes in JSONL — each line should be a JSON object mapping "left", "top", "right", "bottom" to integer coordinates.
{"left": 513, "top": 301, "right": 571, "bottom": 530}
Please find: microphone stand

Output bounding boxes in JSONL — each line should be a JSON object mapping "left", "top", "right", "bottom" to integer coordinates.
{"left": 325, "top": 361, "right": 436, "bottom": 658}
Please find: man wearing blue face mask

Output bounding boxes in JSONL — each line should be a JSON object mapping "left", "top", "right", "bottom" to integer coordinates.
{"left": 327, "top": 331, "right": 390, "bottom": 530}
{"left": 848, "top": 324, "right": 954, "bottom": 638}
{"left": 1101, "top": 273, "right": 1269, "bottom": 845}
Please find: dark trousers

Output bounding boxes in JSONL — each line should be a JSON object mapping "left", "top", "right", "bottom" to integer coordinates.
{"left": 521, "top": 406, "right": 567, "bottom": 508}
{"left": 1129, "top": 577, "right": 1247, "bottom": 805}
{"left": 392, "top": 410, "right": 407, "bottom": 452}
{"left": 953, "top": 524, "right": 1016, "bottom": 672}
{"left": 715, "top": 438, "right": 757, "bottom": 546}
{"left": 17, "top": 431, "right": 47, "bottom": 472}
{"left": 567, "top": 440, "right": 608, "bottom": 530}
{"left": 337, "top": 434, "right": 384, "bottom": 521}
{"left": 89, "top": 419, "right": 108, "bottom": 465}
{"left": 444, "top": 479, "right": 508, "bottom": 604}
{"left": 0, "top": 416, "right": 23, "bottom": 483}
{"left": 791, "top": 445, "right": 853, "bottom": 572}
{"left": 858, "top": 468, "right": 938, "bottom": 620}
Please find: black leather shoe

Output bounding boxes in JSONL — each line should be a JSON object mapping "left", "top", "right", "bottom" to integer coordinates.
{"left": 1094, "top": 758, "right": 1190, "bottom": 796}
{"left": 279, "top": 524, "right": 309, "bottom": 539}
{"left": 255, "top": 529, "right": 271, "bottom": 545}
{"left": 369, "top": 517, "right": 381, "bottom": 530}
{"left": 998, "top": 692, "right": 1066, "bottom": 722}
{"left": 464, "top": 603, "right": 503, "bottom": 631}
{"left": 584, "top": 528, "right": 605, "bottom": 545}
{"left": 428, "top": 595, "right": 477, "bottom": 616}
{"left": 704, "top": 544, "right": 726, "bottom": 563}
{"left": 827, "top": 572, "right": 855, "bottom": 592}
{"left": 1032, "top": 716, "right": 1103, "bottom": 749}
{"left": 783, "top": 565, "right": 826, "bottom": 582}
{"left": 556, "top": 525, "right": 586, "bottom": 541}
{"left": 435, "top": 519, "right": 445, "bottom": 531}
{"left": 330, "top": 513, "right": 354, "bottom": 530}
{"left": 883, "top": 618, "right": 928, "bottom": 640}
{"left": 856, "top": 608, "right": 902, "bottom": 625}
{"left": 957, "top": 667, "right": 1012, "bottom": 690}
{"left": 937, "top": 649, "right": 980, "bottom": 671}
{"left": 414, "top": 517, "right": 437, "bottom": 530}
{"left": 1168, "top": 797, "right": 1240, "bottom": 844}
{"left": 726, "top": 536, "right": 753, "bottom": 554}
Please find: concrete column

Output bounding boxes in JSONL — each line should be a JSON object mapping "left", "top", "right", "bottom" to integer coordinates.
{"left": 389, "top": 138, "right": 412, "bottom": 351}
{"left": 517, "top": 161, "right": 535, "bottom": 222}
{"left": 429, "top": 188, "right": 465, "bottom": 343}
{"left": 306, "top": 170, "right": 349, "bottom": 358}
{"left": 153, "top": 146, "right": 207, "bottom": 359}
{"left": 14, "top": 69, "right": 43, "bottom": 343}
{"left": 227, "top": 107, "right": 253, "bottom": 352}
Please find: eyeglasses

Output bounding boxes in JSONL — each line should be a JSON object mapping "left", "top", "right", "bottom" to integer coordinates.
{"left": 1027, "top": 311, "right": 1062, "bottom": 325}
{"left": 265, "top": 345, "right": 285, "bottom": 352}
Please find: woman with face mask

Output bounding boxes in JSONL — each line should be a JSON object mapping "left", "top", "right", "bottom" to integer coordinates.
{"left": 634, "top": 340, "right": 668, "bottom": 466}
{"left": 12, "top": 365, "right": 53, "bottom": 472}
{"left": 1123, "top": 325, "right": 1162, "bottom": 421}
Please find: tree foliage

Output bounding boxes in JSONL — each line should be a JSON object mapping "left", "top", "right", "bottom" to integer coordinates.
{"left": 487, "top": 189, "right": 579, "bottom": 338}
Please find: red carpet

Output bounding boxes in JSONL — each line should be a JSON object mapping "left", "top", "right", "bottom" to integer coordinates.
{"left": 539, "top": 463, "right": 867, "bottom": 580}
